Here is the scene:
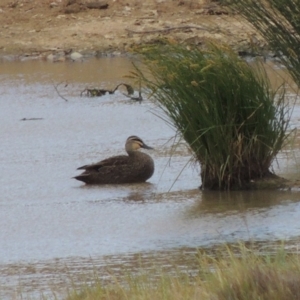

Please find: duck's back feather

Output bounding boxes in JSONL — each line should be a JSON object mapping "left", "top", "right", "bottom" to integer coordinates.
{"left": 74, "top": 152, "right": 154, "bottom": 184}
{"left": 77, "top": 155, "right": 129, "bottom": 171}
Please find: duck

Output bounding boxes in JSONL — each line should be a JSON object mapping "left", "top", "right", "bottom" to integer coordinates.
{"left": 74, "top": 135, "right": 155, "bottom": 184}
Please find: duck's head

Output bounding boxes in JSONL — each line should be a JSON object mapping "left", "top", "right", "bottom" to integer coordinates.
{"left": 125, "top": 136, "right": 153, "bottom": 152}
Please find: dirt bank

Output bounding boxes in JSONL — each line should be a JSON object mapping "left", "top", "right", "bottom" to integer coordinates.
{"left": 0, "top": 0, "right": 262, "bottom": 59}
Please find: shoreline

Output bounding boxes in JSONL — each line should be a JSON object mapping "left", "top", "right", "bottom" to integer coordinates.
{"left": 0, "top": 1, "right": 268, "bottom": 62}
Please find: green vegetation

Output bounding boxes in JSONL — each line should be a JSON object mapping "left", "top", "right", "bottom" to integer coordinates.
{"left": 135, "top": 43, "right": 291, "bottom": 190}
{"left": 62, "top": 2, "right": 300, "bottom": 298}
{"left": 66, "top": 244, "right": 300, "bottom": 300}
{"left": 229, "top": 0, "right": 300, "bottom": 86}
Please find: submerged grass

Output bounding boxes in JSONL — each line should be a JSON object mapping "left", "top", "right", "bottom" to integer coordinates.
{"left": 65, "top": 244, "right": 300, "bottom": 300}
{"left": 134, "top": 43, "right": 292, "bottom": 190}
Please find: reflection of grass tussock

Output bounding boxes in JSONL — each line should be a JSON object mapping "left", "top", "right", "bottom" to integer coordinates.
{"left": 66, "top": 244, "right": 300, "bottom": 300}
{"left": 134, "top": 43, "right": 292, "bottom": 190}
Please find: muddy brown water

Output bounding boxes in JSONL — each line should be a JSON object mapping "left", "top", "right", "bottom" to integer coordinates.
{"left": 0, "top": 57, "right": 300, "bottom": 299}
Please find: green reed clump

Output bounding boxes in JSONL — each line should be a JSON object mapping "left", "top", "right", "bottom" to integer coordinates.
{"left": 229, "top": 0, "right": 300, "bottom": 87}
{"left": 137, "top": 43, "right": 291, "bottom": 190}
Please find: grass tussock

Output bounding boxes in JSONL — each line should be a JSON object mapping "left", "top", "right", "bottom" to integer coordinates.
{"left": 135, "top": 43, "right": 291, "bottom": 190}
{"left": 65, "top": 244, "right": 300, "bottom": 300}
{"left": 205, "top": 245, "right": 300, "bottom": 300}
{"left": 229, "top": 0, "right": 300, "bottom": 87}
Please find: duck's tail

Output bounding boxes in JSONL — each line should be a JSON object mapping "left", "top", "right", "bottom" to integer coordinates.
{"left": 73, "top": 174, "right": 90, "bottom": 184}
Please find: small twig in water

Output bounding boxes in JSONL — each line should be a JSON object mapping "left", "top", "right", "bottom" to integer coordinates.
{"left": 122, "top": 80, "right": 143, "bottom": 101}
{"left": 80, "top": 83, "right": 135, "bottom": 98}
{"left": 122, "top": 91, "right": 143, "bottom": 102}
{"left": 53, "top": 81, "right": 69, "bottom": 102}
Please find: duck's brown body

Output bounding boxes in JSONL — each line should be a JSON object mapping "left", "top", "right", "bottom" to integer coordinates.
{"left": 74, "top": 136, "right": 155, "bottom": 184}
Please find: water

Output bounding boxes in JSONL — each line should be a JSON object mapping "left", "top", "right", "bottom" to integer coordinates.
{"left": 0, "top": 57, "right": 300, "bottom": 299}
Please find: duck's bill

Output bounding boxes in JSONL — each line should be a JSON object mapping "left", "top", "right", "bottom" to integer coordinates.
{"left": 142, "top": 143, "right": 154, "bottom": 150}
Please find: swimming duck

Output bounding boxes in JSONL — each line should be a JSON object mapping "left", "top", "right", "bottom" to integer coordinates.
{"left": 74, "top": 136, "right": 155, "bottom": 184}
